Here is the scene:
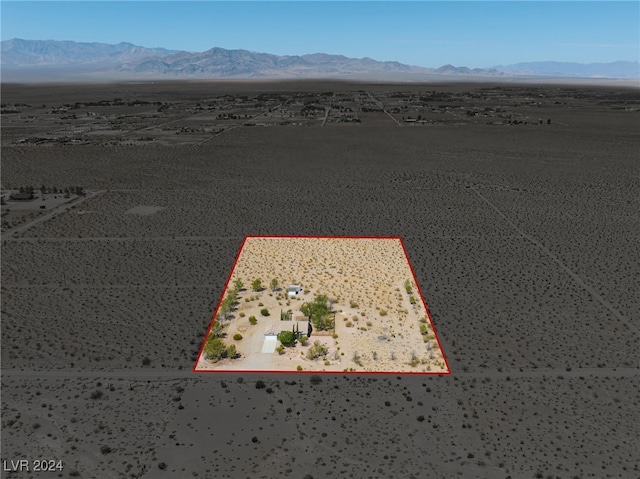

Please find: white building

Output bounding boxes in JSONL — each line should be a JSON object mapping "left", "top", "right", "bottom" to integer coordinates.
{"left": 287, "top": 285, "right": 302, "bottom": 297}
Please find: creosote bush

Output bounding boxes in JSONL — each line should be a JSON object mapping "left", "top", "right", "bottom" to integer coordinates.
{"left": 306, "top": 341, "right": 328, "bottom": 360}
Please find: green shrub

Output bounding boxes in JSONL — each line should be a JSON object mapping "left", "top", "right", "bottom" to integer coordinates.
{"left": 299, "top": 335, "right": 309, "bottom": 345}
{"left": 239, "top": 312, "right": 245, "bottom": 317}
{"left": 409, "top": 296, "right": 417, "bottom": 305}
{"left": 306, "top": 341, "right": 328, "bottom": 360}
{"left": 204, "top": 337, "right": 228, "bottom": 362}
{"left": 296, "top": 365, "right": 303, "bottom": 371}
{"left": 276, "top": 344, "right": 285, "bottom": 355}
{"left": 260, "top": 308, "right": 270, "bottom": 316}
{"left": 404, "top": 279, "right": 413, "bottom": 294}
{"left": 249, "top": 316, "right": 257, "bottom": 325}
{"left": 278, "top": 330, "right": 297, "bottom": 347}
{"left": 226, "top": 344, "right": 237, "bottom": 358}
{"left": 233, "top": 333, "right": 243, "bottom": 341}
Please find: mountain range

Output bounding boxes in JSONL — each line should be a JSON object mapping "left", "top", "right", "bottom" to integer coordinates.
{"left": 1, "top": 39, "right": 638, "bottom": 82}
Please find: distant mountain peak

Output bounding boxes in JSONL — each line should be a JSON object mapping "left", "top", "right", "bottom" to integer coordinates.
{"left": 1, "top": 39, "right": 638, "bottom": 82}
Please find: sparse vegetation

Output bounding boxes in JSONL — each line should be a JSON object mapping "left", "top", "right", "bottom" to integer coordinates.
{"left": 353, "top": 351, "right": 363, "bottom": 367}
{"left": 306, "top": 341, "right": 328, "bottom": 360}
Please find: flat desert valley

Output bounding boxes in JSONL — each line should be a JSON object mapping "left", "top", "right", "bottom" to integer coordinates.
{"left": 195, "top": 236, "right": 448, "bottom": 373}
{"left": 1, "top": 80, "right": 639, "bottom": 478}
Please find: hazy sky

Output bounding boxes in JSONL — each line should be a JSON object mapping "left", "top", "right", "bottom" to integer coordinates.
{"left": 1, "top": 1, "right": 638, "bottom": 68}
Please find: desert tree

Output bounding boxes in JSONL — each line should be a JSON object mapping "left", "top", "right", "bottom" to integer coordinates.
{"left": 218, "top": 296, "right": 233, "bottom": 320}
{"left": 210, "top": 321, "right": 224, "bottom": 338}
{"left": 233, "top": 278, "right": 244, "bottom": 292}
{"left": 204, "top": 337, "right": 228, "bottom": 362}
{"left": 251, "top": 278, "right": 263, "bottom": 292}
{"left": 301, "top": 295, "right": 334, "bottom": 331}
{"left": 278, "top": 330, "right": 297, "bottom": 347}
{"left": 270, "top": 278, "right": 279, "bottom": 292}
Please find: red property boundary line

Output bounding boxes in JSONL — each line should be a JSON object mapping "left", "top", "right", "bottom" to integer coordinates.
{"left": 192, "top": 235, "right": 451, "bottom": 376}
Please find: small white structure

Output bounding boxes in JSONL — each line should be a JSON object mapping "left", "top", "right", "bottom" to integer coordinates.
{"left": 287, "top": 285, "right": 303, "bottom": 297}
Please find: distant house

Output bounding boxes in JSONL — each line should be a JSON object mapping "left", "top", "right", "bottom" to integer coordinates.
{"left": 9, "top": 192, "right": 34, "bottom": 201}
{"left": 287, "top": 285, "right": 303, "bottom": 297}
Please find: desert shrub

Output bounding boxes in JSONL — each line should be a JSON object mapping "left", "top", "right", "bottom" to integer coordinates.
{"left": 239, "top": 312, "right": 245, "bottom": 317}
{"left": 404, "top": 279, "right": 413, "bottom": 294}
{"left": 258, "top": 302, "right": 263, "bottom": 307}
{"left": 226, "top": 344, "right": 237, "bottom": 358}
{"left": 252, "top": 279, "right": 262, "bottom": 291}
{"left": 90, "top": 389, "right": 104, "bottom": 400}
{"left": 420, "top": 316, "right": 428, "bottom": 323}
{"left": 350, "top": 300, "right": 359, "bottom": 309}
{"left": 260, "top": 308, "right": 270, "bottom": 316}
{"left": 353, "top": 351, "right": 363, "bottom": 367}
{"left": 296, "top": 365, "right": 303, "bottom": 371}
{"left": 249, "top": 316, "right": 257, "bottom": 325}
{"left": 366, "top": 321, "right": 372, "bottom": 327}
{"left": 309, "top": 375, "right": 323, "bottom": 385}
{"left": 345, "top": 321, "right": 353, "bottom": 328}
{"left": 299, "top": 335, "right": 309, "bottom": 345}
{"left": 409, "top": 296, "right": 417, "bottom": 305}
{"left": 100, "top": 445, "right": 112, "bottom": 455}
{"left": 276, "top": 345, "right": 285, "bottom": 355}
{"left": 142, "top": 357, "right": 151, "bottom": 366}
{"left": 255, "top": 380, "right": 266, "bottom": 389}
{"left": 306, "top": 341, "right": 328, "bottom": 360}
{"left": 233, "top": 333, "right": 243, "bottom": 341}
{"left": 379, "top": 310, "right": 388, "bottom": 316}
{"left": 420, "top": 324, "right": 427, "bottom": 334}
{"left": 324, "top": 360, "right": 330, "bottom": 365}
{"left": 158, "top": 463, "right": 167, "bottom": 470}
{"left": 204, "top": 337, "right": 228, "bottom": 362}
{"left": 278, "top": 330, "right": 296, "bottom": 347}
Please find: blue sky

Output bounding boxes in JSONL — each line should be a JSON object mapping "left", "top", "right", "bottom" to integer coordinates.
{"left": 1, "top": 1, "right": 638, "bottom": 67}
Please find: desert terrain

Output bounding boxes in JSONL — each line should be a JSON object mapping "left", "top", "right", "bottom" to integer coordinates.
{"left": 1, "top": 80, "right": 639, "bottom": 478}
{"left": 194, "top": 236, "right": 447, "bottom": 373}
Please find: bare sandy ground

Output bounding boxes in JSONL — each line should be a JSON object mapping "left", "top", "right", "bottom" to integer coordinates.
{"left": 195, "top": 237, "right": 447, "bottom": 373}
{"left": 1, "top": 82, "right": 639, "bottom": 478}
